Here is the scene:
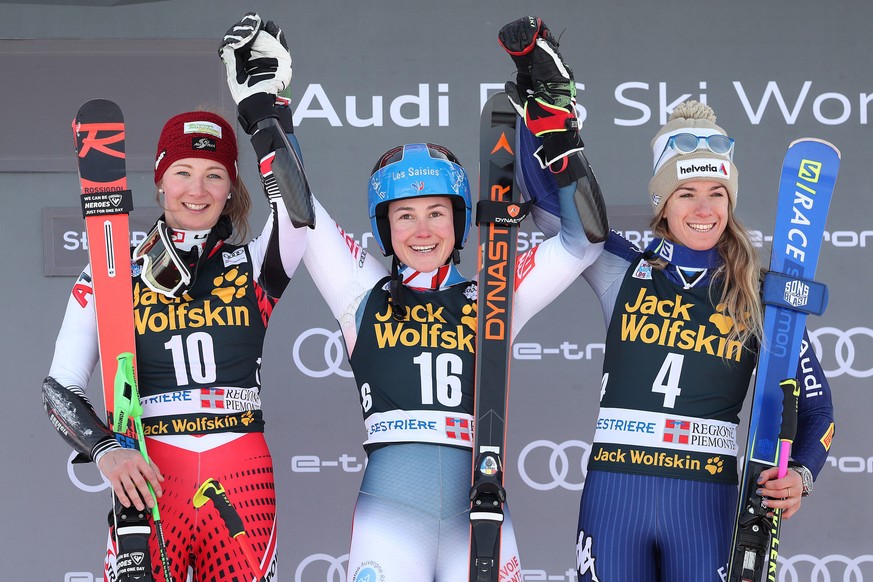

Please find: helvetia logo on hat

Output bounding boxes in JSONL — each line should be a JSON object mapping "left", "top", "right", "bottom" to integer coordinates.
{"left": 675, "top": 157, "right": 731, "bottom": 179}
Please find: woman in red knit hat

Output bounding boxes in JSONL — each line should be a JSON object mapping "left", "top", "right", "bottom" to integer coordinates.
{"left": 42, "top": 17, "right": 312, "bottom": 581}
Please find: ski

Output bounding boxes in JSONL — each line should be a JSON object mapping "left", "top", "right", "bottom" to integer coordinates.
{"left": 469, "top": 92, "right": 530, "bottom": 582}
{"left": 726, "top": 138, "right": 840, "bottom": 582}
{"left": 73, "top": 99, "right": 167, "bottom": 581}
{"left": 73, "top": 98, "right": 136, "bottom": 429}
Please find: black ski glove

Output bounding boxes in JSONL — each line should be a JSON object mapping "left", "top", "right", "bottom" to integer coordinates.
{"left": 498, "top": 17, "right": 583, "bottom": 173}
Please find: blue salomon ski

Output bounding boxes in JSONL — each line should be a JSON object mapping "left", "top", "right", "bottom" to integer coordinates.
{"left": 727, "top": 138, "right": 840, "bottom": 582}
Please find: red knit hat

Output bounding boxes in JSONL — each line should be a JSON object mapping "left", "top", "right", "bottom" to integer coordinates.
{"left": 154, "top": 111, "right": 238, "bottom": 184}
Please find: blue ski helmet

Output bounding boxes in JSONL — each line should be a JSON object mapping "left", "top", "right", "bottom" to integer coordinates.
{"left": 368, "top": 143, "right": 472, "bottom": 257}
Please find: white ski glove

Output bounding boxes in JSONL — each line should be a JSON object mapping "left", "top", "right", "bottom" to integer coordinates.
{"left": 220, "top": 12, "right": 292, "bottom": 104}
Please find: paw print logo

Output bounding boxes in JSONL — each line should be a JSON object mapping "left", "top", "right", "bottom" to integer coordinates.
{"left": 461, "top": 302, "right": 477, "bottom": 333}
{"left": 240, "top": 411, "right": 255, "bottom": 426}
{"left": 705, "top": 456, "right": 724, "bottom": 475}
{"left": 211, "top": 268, "right": 248, "bottom": 304}
{"left": 709, "top": 303, "right": 747, "bottom": 335}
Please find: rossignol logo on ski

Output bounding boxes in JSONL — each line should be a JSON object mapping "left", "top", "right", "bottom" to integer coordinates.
{"left": 74, "top": 122, "right": 125, "bottom": 159}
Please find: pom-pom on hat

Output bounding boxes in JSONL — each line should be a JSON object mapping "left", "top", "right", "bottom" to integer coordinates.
{"left": 648, "top": 100, "right": 737, "bottom": 215}
{"left": 154, "top": 111, "right": 238, "bottom": 184}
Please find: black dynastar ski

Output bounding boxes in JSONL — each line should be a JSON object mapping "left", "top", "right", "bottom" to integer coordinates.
{"left": 73, "top": 99, "right": 171, "bottom": 581}
{"left": 469, "top": 92, "right": 530, "bottom": 582}
{"left": 726, "top": 138, "right": 840, "bottom": 582}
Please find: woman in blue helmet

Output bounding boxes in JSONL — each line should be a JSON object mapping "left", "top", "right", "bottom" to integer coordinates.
{"left": 302, "top": 137, "right": 606, "bottom": 580}
{"left": 215, "top": 11, "right": 606, "bottom": 579}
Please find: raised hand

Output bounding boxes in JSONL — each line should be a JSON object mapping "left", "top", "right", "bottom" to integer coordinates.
{"left": 498, "top": 16, "right": 577, "bottom": 137}
{"left": 220, "top": 12, "right": 292, "bottom": 105}
{"left": 499, "top": 17, "right": 584, "bottom": 178}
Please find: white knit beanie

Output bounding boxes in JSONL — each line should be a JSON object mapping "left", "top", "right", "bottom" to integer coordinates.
{"left": 648, "top": 100, "right": 738, "bottom": 214}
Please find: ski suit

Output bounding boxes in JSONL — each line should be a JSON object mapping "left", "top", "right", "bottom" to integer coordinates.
{"left": 302, "top": 175, "right": 603, "bottom": 582}
{"left": 46, "top": 199, "right": 306, "bottom": 581}
{"left": 515, "top": 125, "right": 835, "bottom": 582}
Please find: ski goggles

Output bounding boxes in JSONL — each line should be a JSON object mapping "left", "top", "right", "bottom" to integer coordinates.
{"left": 654, "top": 133, "right": 735, "bottom": 174}
{"left": 133, "top": 219, "right": 192, "bottom": 297}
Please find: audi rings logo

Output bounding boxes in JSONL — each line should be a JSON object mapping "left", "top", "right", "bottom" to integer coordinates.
{"left": 67, "top": 451, "right": 110, "bottom": 493}
{"left": 809, "top": 327, "right": 873, "bottom": 378}
{"left": 776, "top": 553, "right": 873, "bottom": 581}
{"left": 295, "top": 553, "right": 349, "bottom": 582}
{"left": 517, "top": 439, "right": 591, "bottom": 491}
{"left": 293, "top": 328, "right": 354, "bottom": 379}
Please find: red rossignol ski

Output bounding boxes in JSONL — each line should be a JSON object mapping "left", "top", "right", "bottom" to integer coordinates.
{"left": 74, "top": 99, "right": 172, "bottom": 581}
{"left": 468, "top": 92, "right": 530, "bottom": 582}
{"left": 73, "top": 99, "right": 137, "bottom": 429}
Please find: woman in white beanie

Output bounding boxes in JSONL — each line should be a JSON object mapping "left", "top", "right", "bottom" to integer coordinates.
{"left": 508, "top": 62, "right": 835, "bottom": 580}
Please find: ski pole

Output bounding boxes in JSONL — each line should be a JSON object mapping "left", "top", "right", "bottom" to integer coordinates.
{"left": 193, "top": 477, "right": 266, "bottom": 582}
{"left": 115, "top": 352, "right": 174, "bottom": 582}
{"left": 776, "top": 378, "right": 800, "bottom": 480}
{"left": 763, "top": 377, "right": 801, "bottom": 575}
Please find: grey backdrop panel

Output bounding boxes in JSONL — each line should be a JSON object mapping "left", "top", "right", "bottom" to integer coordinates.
{"left": 1, "top": 1, "right": 870, "bottom": 580}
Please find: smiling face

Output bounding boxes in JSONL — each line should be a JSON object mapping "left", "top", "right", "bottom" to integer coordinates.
{"left": 388, "top": 195, "right": 456, "bottom": 272}
{"left": 159, "top": 157, "right": 232, "bottom": 231}
{"left": 661, "top": 180, "right": 730, "bottom": 251}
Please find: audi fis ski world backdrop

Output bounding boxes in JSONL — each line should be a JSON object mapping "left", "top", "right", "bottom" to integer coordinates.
{"left": 7, "top": 3, "right": 873, "bottom": 580}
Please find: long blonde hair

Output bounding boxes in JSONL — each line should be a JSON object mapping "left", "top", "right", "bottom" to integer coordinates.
{"left": 649, "top": 211, "right": 764, "bottom": 351}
